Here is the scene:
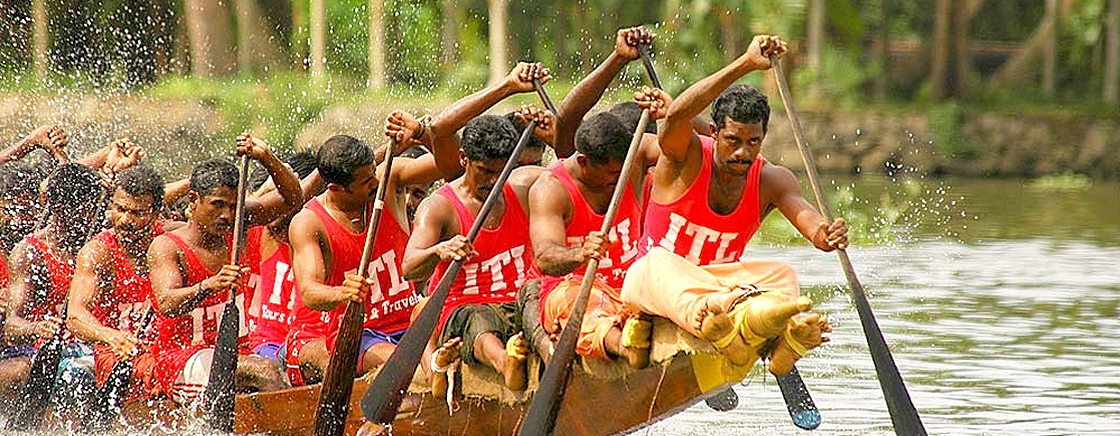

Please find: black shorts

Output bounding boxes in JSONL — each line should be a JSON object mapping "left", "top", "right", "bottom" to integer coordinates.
{"left": 439, "top": 301, "right": 522, "bottom": 365}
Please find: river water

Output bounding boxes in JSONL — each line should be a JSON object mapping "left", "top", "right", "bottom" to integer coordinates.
{"left": 644, "top": 175, "right": 1120, "bottom": 436}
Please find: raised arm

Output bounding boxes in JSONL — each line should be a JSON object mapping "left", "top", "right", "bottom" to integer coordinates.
{"left": 554, "top": 27, "right": 654, "bottom": 158}
{"left": 0, "top": 125, "right": 68, "bottom": 165}
{"left": 660, "top": 35, "right": 786, "bottom": 163}
{"left": 237, "top": 134, "right": 303, "bottom": 227}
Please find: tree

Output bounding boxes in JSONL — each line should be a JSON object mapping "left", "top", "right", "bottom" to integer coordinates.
{"left": 184, "top": 0, "right": 236, "bottom": 77}
{"left": 367, "top": 0, "right": 385, "bottom": 88}
{"left": 487, "top": 0, "right": 508, "bottom": 85}
{"left": 234, "top": 0, "right": 286, "bottom": 76}
{"left": 990, "top": 0, "right": 1074, "bottom": 92}
{"left": 32, "top": 0, "right": 48, "bottom": 79}
{"left": 309, "top": 0, "right": 326, "bottom": 78}
{"left": 440, "top": 0, "right": 460, "bottom": 70}
{"left": 929, "top": 0, "right": 982, "bottom": 101}
{"left": 1106, "top": 0, "right": 1119, "bottom": 103}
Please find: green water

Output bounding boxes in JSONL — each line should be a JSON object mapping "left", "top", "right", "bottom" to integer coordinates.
{"left": 647, "top": 175, "right": 1120, "bottom": 435}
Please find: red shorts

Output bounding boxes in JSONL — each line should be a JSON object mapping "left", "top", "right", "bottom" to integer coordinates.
{"left": 282, "top": 328, "right": 321, "bottom": 387}
{"left": 93, "top": 344, "right": 162, "bottom": 404}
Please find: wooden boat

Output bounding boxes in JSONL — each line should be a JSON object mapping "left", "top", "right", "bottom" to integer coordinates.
{"left": 116, "top": 319, "right": 753, "bottom": 436}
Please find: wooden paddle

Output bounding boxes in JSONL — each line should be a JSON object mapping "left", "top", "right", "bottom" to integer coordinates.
{"left": 312, "top": 140, "right": 400, "bottom": 436}
{"left": 769, "top": 55, "right": 927, "bottom": 436}
{"left": 4, "top": 305, "right": 67, "bottom": 431}
{"left": 517, "top": 44, "right": 660, "bottom": 436}
{"left": 360, "top": 79, "right": 550, "bottom": 425}
{"left": 201, "top": 154, "right": 251, "bottom": 432}
{"left": 84, "top": 308, "right": 157, "bottom": 432}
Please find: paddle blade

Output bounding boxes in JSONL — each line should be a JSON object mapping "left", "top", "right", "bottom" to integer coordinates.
{"left": 360, "top": 263, "right": 459, "bottom": 424}
{"left": 775, "top": 367, "right": 822, "bottom": 430}
{"left": 202, "top": 301, "right": 240, "bottom": 432}
{"left": 517, "top": 318, "right": 580, "bottom": 436}
{"left": 5, "top": 337, "right": 63, "bottom": 431}
{"left": 85, "top": 359, "right": 135, "bottom": 432}
{"left": 312, "top": 301, "right": 365, "bottom": 436}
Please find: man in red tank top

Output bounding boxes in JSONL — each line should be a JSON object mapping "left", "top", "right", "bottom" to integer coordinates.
{"left": 404, "top": 112, "right": 544, "bottom": 392}
{"left": 283, "top": 114, "right": 461, "bottom": 386}
{"left": 622, "top": 35, "right": 845, "bottom": 376}
{"left": 245, "top": 151, "right": 322, "bottom": 363}
{"left": 147, "top": 135, "right": 301, "bottom": 405}
{"left": 68, "top": 165, "right": 169, "bottom": 403}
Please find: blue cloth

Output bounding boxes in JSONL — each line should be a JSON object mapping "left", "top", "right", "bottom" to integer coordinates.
{"left": 358, "top": 328, "right": 405, "bottom": 357}
{"left": 253, "top": 342, "right": 283, "bottom": 362}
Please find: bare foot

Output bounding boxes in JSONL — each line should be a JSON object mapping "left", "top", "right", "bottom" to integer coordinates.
{"left": 430, "top": 337, "right": 461, "bottom": 400}
{"left": 695, "top": 305, "right": 755, "bottom": 366}
{"left": 620, "top": 315, "right": 651, "bottom": 369}
{"left": 768, "top": 313, "right": 831, "bottom": 376}
{"left": 503, "top": 333, "right": 529, "bottom": 391}
{"left": 356, "top": 420, "right": 390, "bottom": 436}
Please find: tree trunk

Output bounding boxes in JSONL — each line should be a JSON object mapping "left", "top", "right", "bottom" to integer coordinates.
{"left": 32, "top": 0, "right": 48, "bottom": 79}
{"left": 184, "top": 0, "right": 235, "bottom": 77}
{"left": 872, "top": 0, "right": 889, "bottom": 100}
{"left": 291, "top": 0, "right": 307, "bottom": 71}
{"left": 929, "top": 0, "right": 953, "bottom": 101}
{"left": 1104, "top": 0, "right": 1119, "bottom": 103}
{"left": 715, "top": 5, "right": 740, "bottom": 63}
{"left": 487, "top": 0, "right": 509, "bottom": 85}
{"left": 990, "top": 0, "right": 1074, "bottom": 90}
{"left": 807, "top": 0, "right": 825, "bottom": 70}
{"left": 367, "top": 0, "right": 385, "bottom": 89}
{"left": 952, "top": 0, "right": 972, "bottom": 98}
{"left": 1042, "top": 0, "right": 1058, "bottom": 97}
{"left": 440, "top": 0, "right": 460, "bottom": 69}
{"left": 309, "top": 0, "right": 326, "bottom": 78}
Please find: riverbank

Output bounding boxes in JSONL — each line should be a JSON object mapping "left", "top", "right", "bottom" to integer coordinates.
{"left": 3, "top": 90, "right": 1117, "bottom": 179}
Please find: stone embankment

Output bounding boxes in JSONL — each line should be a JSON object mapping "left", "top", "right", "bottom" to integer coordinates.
{"left": 2, "top": 94, "right": 1117, "bottom": 179}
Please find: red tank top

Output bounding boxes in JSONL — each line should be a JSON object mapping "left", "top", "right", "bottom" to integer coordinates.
{"left": 0, "top": 255, "right": 8, "bottom": 289}
{"left": 240, "top": 226, "right": 264, "bottom": 333}
{"left": 641, "top": 135, "right": 765, "bottom": 265}
{"left": 531, "top": 161, "right": 642, "bottom": 298}
{"left": 249, "top": 239, "right": 295, "bottom": 348}
{"left": 288, "top": 197, "right": 415, "bottom": 350}
{"left": 428, "top": 183, "right": 533, "bottom": 329}
{"left": 91, "top": 223, "right": 165, "bottom": 332}
{"left": 23, "top": 235, "right": 74, "bottom": 321}
{"left": 152, "top": 232, "right": 250, "bottom": 357}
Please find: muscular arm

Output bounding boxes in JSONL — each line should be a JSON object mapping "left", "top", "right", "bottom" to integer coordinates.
{"left": 163, "top": 178, "right": 191, "bottom": 206}
{"left": 428, "top": 82, "right": 516, "bottom": 177}
{"left": 401, "top": 196, "right": 454, "bottom": 282}
{"left": 288, "top": 210, "right": 344, "bottom": 311}
{"left": 148, "top": 236, "right": 212, "bottom": 317}
{"left": 766, "top": 166, "right": 835, "bottom": 251}
{"left": 0, "top": 134, "right": 42, "bottom": 165}
{"left": 529, "top": 175, "right": 583, "bottom": 276}
{"left": 554, "top": 52, "right": 632, "bottom": 158}
{"left": 3, "top": 242, "right": 51, "bottom": 342}
{"left": 244, "top": 151, "right": 303, "bottom": 227}
{"left": 66, "top": 240, "right": 121, "bottom": 343}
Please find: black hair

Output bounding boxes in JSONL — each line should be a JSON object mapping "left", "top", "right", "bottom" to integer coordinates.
{"left": 608, "top": 101, "right": 657, "bottom": 135}
{"left": 0, "top": 162, "right": 41, "bottom": 197}
{"left": 399, "top": 145, "right": 429, "bottom": 159}
{"left": 114, "top": 165, "right": 165, "bottom": 210}
{"left": 711, "top": 84, "right": 770, "bottom": 133}
{"left": 317, "top": 135, "right": 374, "bottom": 186}
{"left": 575, "top": 112, "right": 632, "bottom": 164}
{"left": 461, "top": 115, "right": 518, "bottom": 161}
{"left": 190, "top": 157, "right": 239, "bottom": 196}
{"left": 45, "top": 163, "right": 100, "bottom": 209}
{"left": 503, "top": 112, "right": 547, "bottom": 150}
{"left": 248, "top": 149, "right": 319, "bottom": 190}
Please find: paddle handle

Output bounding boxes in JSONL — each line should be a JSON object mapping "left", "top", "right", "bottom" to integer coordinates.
{"left": 362, "top": 92, "right": 545, "bottom": 424}
{"left": 638, "top": 44, "right": 662, "bottom": 89}
{"left": 229, "top": 155, "right": 251, "bottom": 298}
{"left": 534, "top": 80, "right": 558, "bottom": 114}
{"left": 312, "top": 140, "right": 399, "bottom": 436}
{"left": 770, "top": 55, "right": 927, "bottom": 436}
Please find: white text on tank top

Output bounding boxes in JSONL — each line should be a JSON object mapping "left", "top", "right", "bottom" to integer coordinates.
{"left": 655, "top": 212, "right": 745, "bottom": 264}
{"left": 564, "top": 217, "right": 639, "bottom": 283}
{"left": 344, "top": 248, "right": 411, "bottom": 316}
{"left": 461, "top": 245, "right": 529, "bottom": 295}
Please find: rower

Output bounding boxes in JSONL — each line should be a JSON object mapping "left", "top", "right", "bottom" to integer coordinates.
{"left": 67, "top": 165, "right": 169, "bottom": 405}
{"left": 621, "top": 35, "right": 839, "bottom": 375}
{"left": 526, "top": 26, "right": 662, "bottom": 368}
{"left": 283, "top": 113, "right": 459, "bottom": 386}
{"left": 147, "top": 135, "right": 300, "bottom": 405}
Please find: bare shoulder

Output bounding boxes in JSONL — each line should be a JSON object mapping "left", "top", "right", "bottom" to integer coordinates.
{"left": 148, "top": 233, "right": 180, "bottom": 258}
{"left": 509, "top": 165, "right": 546, "bottom": 190}
{"left": 76, "top": 236, "right": 111, "bottom": 266}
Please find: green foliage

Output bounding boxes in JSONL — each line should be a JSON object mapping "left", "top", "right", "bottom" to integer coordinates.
{"left": 1030, "top": 172, "right": 1093, "bottom": 191}
{"left": 927, "top": 101, "right": 979, "bottom": 160}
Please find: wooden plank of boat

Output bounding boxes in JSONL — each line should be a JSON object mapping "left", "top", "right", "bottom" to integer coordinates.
{"left": 115, "top": 323, "right": 750, "bottom": 436}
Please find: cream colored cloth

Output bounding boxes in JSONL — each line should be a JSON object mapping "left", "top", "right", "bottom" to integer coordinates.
{"left": 620, "top": 247, "right": 801, "bottom": 338}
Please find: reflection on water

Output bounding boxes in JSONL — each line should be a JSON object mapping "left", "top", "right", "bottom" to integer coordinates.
{"left": 644, "top": 176, "right": 1120, "bottom": 436}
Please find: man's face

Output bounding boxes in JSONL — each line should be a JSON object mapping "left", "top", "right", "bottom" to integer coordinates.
{"left": 338, "top": 163, "right": 379, "bottom": 204}
{"left": 189, "top": 186, "right": 237, "bottom": 237}
{"left": 579, "top": 156, "right": 625, "bottom": 190}
{"left": 404, "top": 185, "right": 428, "bottom": 221}
{"left": 463, "top": 157, "right": 506, "bottom": 200}
{"left": 108, "top": 189, "right": 158, "bottom": 244}
{"left": 713, "top": 117, "right": 765, "bottom": 177}
{"left": 0, "top": 194, "right": 39, "bottom": 248}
